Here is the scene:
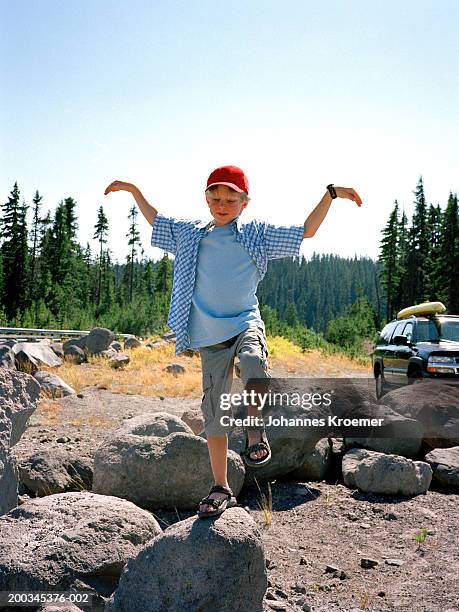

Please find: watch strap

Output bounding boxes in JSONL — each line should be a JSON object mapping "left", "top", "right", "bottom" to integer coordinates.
{"left": 327, "top": 184, "right": 337, "bottom": 199}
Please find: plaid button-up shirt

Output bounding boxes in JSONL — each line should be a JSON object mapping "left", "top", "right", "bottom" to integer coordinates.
{"left": 151, "top": 212, "right": 305, "bottom": 355}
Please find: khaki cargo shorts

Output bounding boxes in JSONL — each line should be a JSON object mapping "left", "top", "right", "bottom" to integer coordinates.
{"left": 198, "top": 325, "right": 270, "bottom": 437}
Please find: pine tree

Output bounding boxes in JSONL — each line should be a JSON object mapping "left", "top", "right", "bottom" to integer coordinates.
{"left": 28, "top": 190, "right": 44, "bottom": 307}
{"left": 142, "top": 260, "right": 155, "bottom": 299}
{"left": 326, "top": 289, "right": 378, "bottom": 348}
{"left": 0, "top": 183, "right": 30, "bottom": 320}
{"left": 406, "top": 177, "right": 429, "bottom": 303}
{"left": 71, "top": 244, "right": 94, "bottom": 314}
{"left": 394, "top": 209, "right": 410, "bottom": 314}
{"left": 155, "top": 254, "right": 173, "bottom": 294}
{"left": 0, "top": 250, "right": 3, "bottom": 298}
{"left": 17, "top": 197, "right": 31, "bottom": 316}
{"left": 39, "top": 210, "right": 53, "bottom": 242}
{"left": 95, "top": 249, "right": 116, "bottom": 315}
{"left": 93, "top": 205, "right": 109, "bottom": 305}
{"left": 284, "top": 302, "right": 299, "bottom": 327}
{"left": 379, "top": 200, "right": 401, "bottom": 321}
{"left": 63, "top": 197, "right": 79, "bottom": 246}
{"left": 38, "top": 201, "right": 79, "bottom": 322}
{"left": 437, "top": 192, "right": 459, "bottom": 311}
{"left": 44, "top": 201, "right": 74, "bottom": 285}
{"left": 424, "top": 203, "right": 443, "bottom": 301}
{"left": 125, "top": 205, "right": 142, "bottom": 302}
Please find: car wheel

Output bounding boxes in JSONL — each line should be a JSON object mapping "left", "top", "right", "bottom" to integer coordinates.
{"left": 407, "top": 369, "right": 422, "bottom": 385}
{"left": 375, "top": 369, "right": 387, "bottom": 399}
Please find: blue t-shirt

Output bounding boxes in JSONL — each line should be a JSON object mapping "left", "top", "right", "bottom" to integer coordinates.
{"left": 188, "top": 223, "right": 264, "bottom": 348}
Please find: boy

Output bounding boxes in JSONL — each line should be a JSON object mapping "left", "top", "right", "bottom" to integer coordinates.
{"left": 104, "top": 166, "right": 363, "bottom": 518}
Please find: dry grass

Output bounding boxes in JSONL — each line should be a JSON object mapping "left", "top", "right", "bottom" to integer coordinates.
{"left": 354, "top": 588, "right": 371, "bottom": 609}
{"left": 267, "top": 336, "right": 371, "bottom": 376}
{"left": 255, "top": 479, "right": 273, "bottom": 527}
{"left": 318, "top": 487, "right": 338, "bottom": 507}
{"left": 38, "top": 398, "right": 63, "bottom": 426}
{"left": 38, "top": 340, "right": 203, "bottom": 398}
{"left": 35, "top": 334, "right": 370, "bottom": 401}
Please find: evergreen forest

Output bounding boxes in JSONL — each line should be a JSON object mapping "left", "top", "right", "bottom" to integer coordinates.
{"left": 1, "top": 177, "right": 457, "bottom": 361}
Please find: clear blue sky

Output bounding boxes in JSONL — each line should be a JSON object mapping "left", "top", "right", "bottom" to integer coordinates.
{"left": 1, "top": 0, "right": 458, "bottom": 263}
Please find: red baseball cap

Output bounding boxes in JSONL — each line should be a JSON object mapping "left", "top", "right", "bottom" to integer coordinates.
{"left": 206, "top": 165, "right": 249, "bottom": 194}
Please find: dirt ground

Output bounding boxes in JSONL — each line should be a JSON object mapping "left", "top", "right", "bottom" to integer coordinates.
{"left": 153, "top": 479, "right": 459, "bottom": 612}
{"left": 10, "top": 359, "right": 459, "bottom": 612}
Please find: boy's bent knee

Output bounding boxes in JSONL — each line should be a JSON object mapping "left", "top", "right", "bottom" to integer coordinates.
{"left": 239, "top": 352, "right": 269, "bottom": 385}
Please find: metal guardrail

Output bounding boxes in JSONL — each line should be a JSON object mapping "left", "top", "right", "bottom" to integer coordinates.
{"left": 0, "top": 327, "right": 134, "bottom": 343}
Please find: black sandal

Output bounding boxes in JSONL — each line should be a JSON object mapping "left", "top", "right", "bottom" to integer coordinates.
{"left": 197, "top": 484, "right": 235, "bottom": 519}
{"left": 241, "top": 423, "right": 272, "bottom": 468}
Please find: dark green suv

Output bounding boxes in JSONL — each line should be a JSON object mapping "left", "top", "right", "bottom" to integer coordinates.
{"left": 372, "top": 314, "right": 459, "bottom": 398}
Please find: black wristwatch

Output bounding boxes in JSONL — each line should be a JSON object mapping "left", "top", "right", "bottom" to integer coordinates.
{"left": 327, "top": 184, "right": 337, "bottom": 199}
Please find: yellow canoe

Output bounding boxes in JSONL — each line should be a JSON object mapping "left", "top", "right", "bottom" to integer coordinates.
{"left": 397, "top": 301, "right": 446, "bottom": 320}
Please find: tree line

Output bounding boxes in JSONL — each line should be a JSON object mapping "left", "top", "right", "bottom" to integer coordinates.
{"left": 0, "top": 183, "right": 173, "bottom": 336}
{"left": 379, "top": 177, "right": 458, "bottom": 321}
{"left": 258, "top": 253, "right": 382, "bottom": 333}
{"left": 0, "top": 176, "right": 457, "bottom": 356}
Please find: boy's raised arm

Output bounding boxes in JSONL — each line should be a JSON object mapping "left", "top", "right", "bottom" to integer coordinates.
{"left": 104, "top": 181, "right": 158, "bottom": 226}
{"left": 303, "top": 186, "right": 363, "bottom": 238}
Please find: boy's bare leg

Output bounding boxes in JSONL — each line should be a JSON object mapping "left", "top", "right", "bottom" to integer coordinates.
{"left": 199, "top": 382, "right": 268, "bottom": 512}
{"left": 199, "top": 435, "right": 231, "bottom": 513}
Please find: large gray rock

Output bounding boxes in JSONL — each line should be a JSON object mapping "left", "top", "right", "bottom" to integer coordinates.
{"left": 0, "top": 367, "right": 40, "bottom": 446}
{"left": 18, "top": 449, "right": 93, "bottom": 496}
{"left": 345, "top": 401, "right": 423, "bottom": 457}
{"left": 63, "top": 336, "right": 87, "bottom": 353}
{"left": 227, "top": 424, "right": 326, "bottom": 484}
{"left": 306, "top": 378, "right": 424, "bottom": 457}
{"left": 381, "top": 381, "right": 459, "bottom": 449}
{"left": 99, "top": 348, "right": 118, "bottom": 360}
{"left": 85, "top": 327, "right": 115, "bottom": 356}
{"left": 0, "top": 345, "right": 16, "bottom": 369}
{"left": 49, "top": 342, "right": 64, "bottom": 358}
{"left": 0, "top": 408, "right": 18, "bottom": 515}
{"left": 109, "top": 353, "right": 130, "bottom": 369}
{"left": 93, "top": 412, "right": 245, "bottom": 510}
{"left": 165, "top": 363, "right": 185, "bottom": 375}
{"left": 181, "top": 406, "right": 204, "bottom": 435}
{"left": 1, "top": 339, "right": 17, "bottom": 348}
{"left": 342, "top": 448, "right": 432, "bottom": 496}
{"left": 64, "top": 344, "right": 86, "bottom": 364}
{"left": 34, "top": 370, "right": 76, "bottom": 398}
{"left": 12, "top": 341, "right": 62, "bottom": 373}
{"left": 285, "top": 437, "right": 332, "bottom": 481}
{"left": 123, "top": 336, "right": 142, "bottom": 350}
{"left": 424, "top": 446, "right": 459, "bottom": 488}
{"left": 145, "top": 339, "right": 165, "bottom": 349}
{"left": 106, "top": 507, "right": 267, "bottom": 612}
{"left": 227, "top": 376, "right": 413, "bottom": 483}
{"left": 0, "top": 492, "right": 162, "bottom": 600}
{"left": 225, "top": 376, "right": 338, "bottom": 483}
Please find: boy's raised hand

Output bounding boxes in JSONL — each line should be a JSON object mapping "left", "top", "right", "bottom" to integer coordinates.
{"left": 334, "top": 186, "right": 363, "bottom": 207}
{"left": 104, "top": 180, "right": 135, "bottom": 195}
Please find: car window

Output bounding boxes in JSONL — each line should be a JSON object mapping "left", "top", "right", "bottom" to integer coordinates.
{"left": 379, "top": 322, "right": 396, "bottom": 345}
{"left": 390, "top": 321, "right": 407, "bottom": 341}
{"left": 403, "top": 322, "right": 413, "bottom": 341}
{"left": 416, "top": 320, "right": 440, "bottom": 342}
{"left": 438, "top": 320, "right": 459, "bottom": 341}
